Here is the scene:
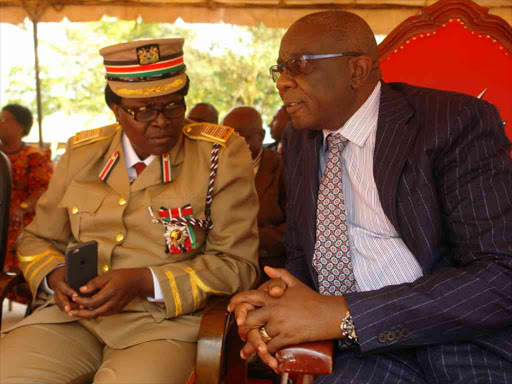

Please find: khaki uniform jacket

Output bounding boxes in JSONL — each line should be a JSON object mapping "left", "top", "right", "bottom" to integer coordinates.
{"left": 9, "top": 122, "right": 259, "bottom": 349}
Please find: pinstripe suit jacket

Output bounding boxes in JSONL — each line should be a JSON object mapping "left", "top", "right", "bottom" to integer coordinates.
{"left": 282, "top": 82, "right": 512, "bottom": 356}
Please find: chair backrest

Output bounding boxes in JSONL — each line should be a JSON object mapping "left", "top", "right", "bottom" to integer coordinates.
{"left": 378, "top": 0, "right": 512, "bottom": 142}
{"left": 0, "top": 150, "right": 12, "bottom": 269}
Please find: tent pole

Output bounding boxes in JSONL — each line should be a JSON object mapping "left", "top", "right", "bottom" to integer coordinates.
{"left": 32, "top": 18, "right": 43, "bottom": 147}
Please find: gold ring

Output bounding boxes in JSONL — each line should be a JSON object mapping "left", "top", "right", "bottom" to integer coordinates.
{"left": 259, "top": 326, "right": 272, "bottom": 343}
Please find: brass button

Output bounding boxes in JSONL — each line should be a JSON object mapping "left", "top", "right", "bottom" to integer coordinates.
{"left": 101, "top": 264, "right": 110, "bottom": 274}
{"left": 378, "top": 333, "right": 387, "bottom": 343}
{"left": 115, "top": 233, "right": 125, "bottom": 242}
{"left": 71, "top": 206, "right": 79, "bottom": 215}
{"left": 118, "top": 197, "right": 127, "bottom": 206}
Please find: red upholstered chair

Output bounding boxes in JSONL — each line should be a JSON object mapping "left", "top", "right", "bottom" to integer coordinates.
{"left": 378, "top": 0, "right": 512, "bottom": 141}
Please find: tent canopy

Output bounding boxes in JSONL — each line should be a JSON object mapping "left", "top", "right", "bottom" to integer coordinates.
{"left": 0, "top": 0, "right": 511, "bottom": 34}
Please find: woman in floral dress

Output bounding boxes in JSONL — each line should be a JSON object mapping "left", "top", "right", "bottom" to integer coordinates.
{"left": 0, "top": 104, "right": 53, "bottom": 303}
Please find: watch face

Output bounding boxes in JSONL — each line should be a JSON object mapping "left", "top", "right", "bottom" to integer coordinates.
{"left": 341, "top": 314, "right": 358, "bottom": 345}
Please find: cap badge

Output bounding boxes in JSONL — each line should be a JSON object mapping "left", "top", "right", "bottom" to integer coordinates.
{"left": 137, "top": 44, "right": 160, "bottom": 65}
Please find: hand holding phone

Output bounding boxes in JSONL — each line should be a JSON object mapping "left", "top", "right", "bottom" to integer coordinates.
{"left": 65, "top": 241, "right": 99, "bottom": 297}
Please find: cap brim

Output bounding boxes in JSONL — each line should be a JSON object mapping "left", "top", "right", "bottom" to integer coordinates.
{"left": 108, "top": 73, "right": 186, "bottom": 99}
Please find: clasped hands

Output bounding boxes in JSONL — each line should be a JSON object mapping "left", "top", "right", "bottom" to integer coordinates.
{"left": 47, "top": 266, "right": 153, "bottom": 320}
{"left": 227, "top": 266, "right": 347, "bottom": 372}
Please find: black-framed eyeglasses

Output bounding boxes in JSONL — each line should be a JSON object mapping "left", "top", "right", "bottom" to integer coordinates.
{"left": 269, "top": 53, "right": 361, "bottom": 83}
{"left": 119, "top": 100, "right": 186, "bottom": 123}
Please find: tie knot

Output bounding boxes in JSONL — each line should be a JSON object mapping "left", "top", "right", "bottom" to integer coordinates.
{"left": 327, "top": 134, "right": 347, "bottom": 151}
{"left": 134, "top": 161, "right": 147, "bottom": 176}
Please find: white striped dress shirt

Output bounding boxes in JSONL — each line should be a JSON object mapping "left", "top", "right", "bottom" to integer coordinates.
{"left": 320, "top": 81, "right": 424, "bottom": 292}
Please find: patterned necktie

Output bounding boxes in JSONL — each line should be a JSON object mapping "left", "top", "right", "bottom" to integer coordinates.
{"left": 133, "top": 161, "right": 147, "bottom": 177}
{"left": 313, "top": 134, "right": 357, "bottom": 295}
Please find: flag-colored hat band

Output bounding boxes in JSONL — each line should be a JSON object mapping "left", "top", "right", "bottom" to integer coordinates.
{"left": 100, "top": 38, "right": 187, "bottom": 98}
{"left": 104, "top": 52, "right": 185, "bottom": 81}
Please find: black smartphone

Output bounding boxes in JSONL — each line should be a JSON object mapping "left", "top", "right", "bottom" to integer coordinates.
{"left": 65, "top": 240, "right": 98, "bottom": 297}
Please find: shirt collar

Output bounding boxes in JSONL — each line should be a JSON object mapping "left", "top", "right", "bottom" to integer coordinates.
{"left": 322, "top": 81, "right": 381, "bottom": 148}
{"left": 122, "top": 132, "right": 156, "bottom": 169}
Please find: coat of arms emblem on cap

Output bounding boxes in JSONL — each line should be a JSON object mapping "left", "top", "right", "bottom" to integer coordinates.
{"left": 137, "top": 44, "right": 160, "bottom": 65}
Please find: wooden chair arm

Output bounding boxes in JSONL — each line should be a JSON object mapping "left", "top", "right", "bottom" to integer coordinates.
{"left": 0, "top": 272, "right": 25, "bottom": 301}
{"left": 195, "top": 295, "right": 247, "bottom": 384}
{"left": 276, "top": 340, "right": 333, "bottom": 376}
{"left": 0, "top": 272, "right": 26, "bottom": 330}
{"left": 195, "top": 295, "right": 333, "bottom": 383}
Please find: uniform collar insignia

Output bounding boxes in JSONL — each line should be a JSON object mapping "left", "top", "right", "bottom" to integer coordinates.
{"left": 99, "top": 151, "right": 120, "bottom": 181}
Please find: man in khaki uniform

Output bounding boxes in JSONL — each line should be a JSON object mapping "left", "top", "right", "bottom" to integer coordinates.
{"left": 0, "top": 38, "right": 259, "bottom": 384}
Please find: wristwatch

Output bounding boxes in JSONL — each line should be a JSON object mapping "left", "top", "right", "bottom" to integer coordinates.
{"left": 339, "top": 311, "right": 359, "bottom": 348}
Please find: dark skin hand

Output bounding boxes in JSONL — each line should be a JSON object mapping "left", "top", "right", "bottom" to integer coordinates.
{"left": 47, "top": 266, "right": 80, "bottom": 315}
{"left": 48, "top": 266, "right": 153, "bottom": 320}
{"left": 228, "top": 267, "right": 348, "bottom": 372}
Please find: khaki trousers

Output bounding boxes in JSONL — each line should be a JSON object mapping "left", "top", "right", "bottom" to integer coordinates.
{"left": 0, "top": 322, "right": 196, "bottom": 384}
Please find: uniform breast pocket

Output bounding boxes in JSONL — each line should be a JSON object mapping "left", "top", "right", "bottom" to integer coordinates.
{"left": 59, "top": 185, "right": 106, "bottom": 242}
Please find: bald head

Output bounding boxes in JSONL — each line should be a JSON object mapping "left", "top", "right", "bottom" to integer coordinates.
{"left": 285, "top": 11, "right": 378, "bottom": 63}
{"left": 187, "top": 102, "right": 219, "bottom": 124}
{"left": 222, "top": 106, "right": 264, "bottom": 159}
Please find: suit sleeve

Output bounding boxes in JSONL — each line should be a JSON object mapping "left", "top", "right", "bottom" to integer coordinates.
{"left": 345, "top": 98, "right": 512, "bottom": 353}
{"left": 150, "top": 136, "right": 260, "bottom": 319}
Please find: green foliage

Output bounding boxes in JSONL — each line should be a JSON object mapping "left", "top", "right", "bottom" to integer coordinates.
{"left": 185, "top": 25, "right": 284, "bottom": 123}
{"left": 1, "top": 18, "right": 285, "bottom": 143}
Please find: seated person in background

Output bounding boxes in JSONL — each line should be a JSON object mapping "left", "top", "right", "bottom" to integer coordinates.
{"left": 0, "top": 104, "right": 53, "bottom": 303}
{"left": 0, "top": 38, "right": 259, "bottom": 384}
{"left": 229, "top": 10, "right": 512, "bottom": 383}
{"left": 223, "top": 106, "right": 286, "bottom": 269}
{"left": 264, "top": 105, "right": 290, "bottom": 152}
{"left": 186, "top": 102, "right": 219, "bottom": 124}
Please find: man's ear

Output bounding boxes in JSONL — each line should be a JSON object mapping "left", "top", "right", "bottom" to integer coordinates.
{"left": 349, "top": 55, "right": 373, "bottom": 89}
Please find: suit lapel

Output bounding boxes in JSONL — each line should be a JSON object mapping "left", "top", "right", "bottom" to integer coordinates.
{"left": 304, "top": 130, "right": 322, "bottom": 221}
{"left": 374, "top": 82, "right": 418, "bottom": 233}
{"left": 303, "top": 130, "right": 323, "bottom": 283}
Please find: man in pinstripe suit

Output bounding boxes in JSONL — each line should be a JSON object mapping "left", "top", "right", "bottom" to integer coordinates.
{"left": 229, "top": 9, "right": 512, "bottom": 383}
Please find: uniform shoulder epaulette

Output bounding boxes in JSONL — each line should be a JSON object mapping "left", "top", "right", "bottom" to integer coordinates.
{"left": 72, "top": 123, "right": 121, "bottom": 149}
{"left": 183, "top": 123, "right": 236, "bottom": 148}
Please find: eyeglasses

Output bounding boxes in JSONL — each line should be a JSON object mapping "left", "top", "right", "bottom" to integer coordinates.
{"left": 269, "top": 53, "right": 361, "bottom": 83}
{"left": 119, "top": 100, "right": 186, "bottom": 123}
